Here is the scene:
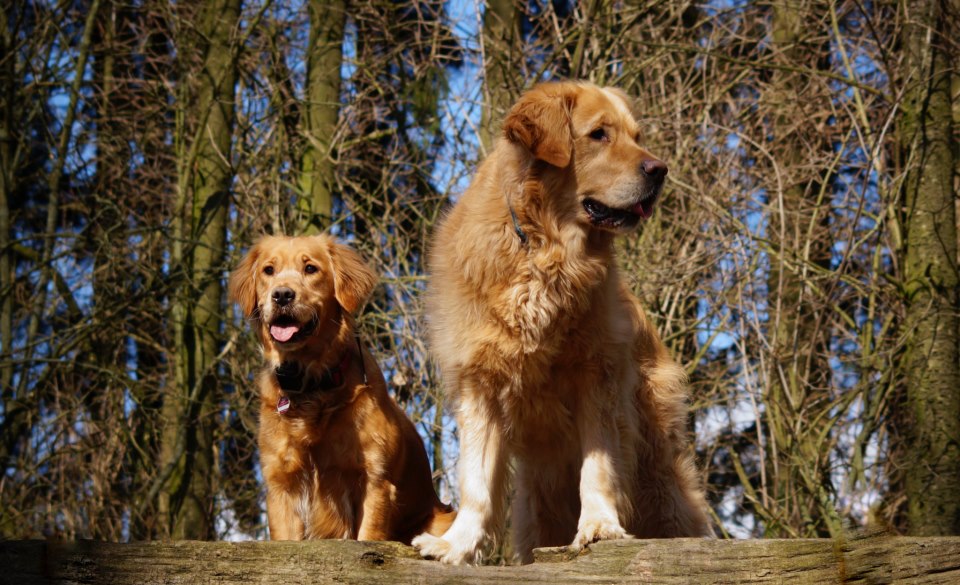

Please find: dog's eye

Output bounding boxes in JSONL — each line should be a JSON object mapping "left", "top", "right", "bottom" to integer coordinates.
{"left": 589, "top": 127, "right": 608, "bottom": 142}
{"left": 304, "top": 264, "right": 318, "bottom": 275}
{"left": 263, "top": 266, "right": 274, "bottom": 276}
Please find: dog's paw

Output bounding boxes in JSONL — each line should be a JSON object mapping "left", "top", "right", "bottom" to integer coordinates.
{"left": 571, "top": 518, "right": 633, "bottom": 550}
{"left": 412, "top": 533, "right": 450, "bottom": 558}
{"left": 412, "top": 530, "right": 482, "bottom": 565}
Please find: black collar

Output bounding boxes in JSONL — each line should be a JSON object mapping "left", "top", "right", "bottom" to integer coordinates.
{"left": 274, "top": 337, "right": 367, "bottom": 395}
{"left": 508, "top": 199, "right": 528, "bottom": 246}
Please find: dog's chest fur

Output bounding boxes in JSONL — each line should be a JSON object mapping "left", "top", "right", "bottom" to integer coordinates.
{"left": 258, "top": 372, "right": 367, "bottom": 538}
{"left": 504, "top": 242, "right": 607, "bottom": 351}
{"left": 457, "top": 231, "right": 636, "bottom": 413}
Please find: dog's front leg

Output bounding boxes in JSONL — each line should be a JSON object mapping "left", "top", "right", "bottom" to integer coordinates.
{"left": 571, "top": 400, "right": 632, "bottom": 549}
{"left": 266, "top": 487, "right": 305, "bottom": 540}
{"left": 412, "top": 389, "right": 508, "bottom": 565}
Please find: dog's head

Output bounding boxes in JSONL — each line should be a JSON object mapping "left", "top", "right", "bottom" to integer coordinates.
{"left": 502, "top": 81, "right": 667, "bottom": 233}
{"left": 229, "top": 235, "right": 376, "bottom": 352}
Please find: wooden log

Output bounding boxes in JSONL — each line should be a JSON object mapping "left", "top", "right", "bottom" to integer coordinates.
{"left": 2, "top": 535, "right": 959, "bottom": 584}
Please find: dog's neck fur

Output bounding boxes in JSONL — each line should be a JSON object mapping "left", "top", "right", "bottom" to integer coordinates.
{"left": 480, "top": 145, "right": 616, "bottom": 352}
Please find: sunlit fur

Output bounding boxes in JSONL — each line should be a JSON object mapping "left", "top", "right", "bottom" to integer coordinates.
{"left": 412, "top": 82, "right": 710, "bottom": 565}
{"left": 229, "top": 234, "right": 455, "bottom": 543}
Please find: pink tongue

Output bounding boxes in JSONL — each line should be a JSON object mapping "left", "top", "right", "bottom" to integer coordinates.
{"left": 270, "top": 324, "right": 300, "bottom": 342}
{"left": 633, "top": 200, "right": 653, "bottom": 219}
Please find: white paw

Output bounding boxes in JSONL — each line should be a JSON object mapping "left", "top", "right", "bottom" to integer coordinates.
{"left": 571, "top": 517, "right": 633, "bottom": 550}
{"left": 412, "top": 532, "right": 450, "bottom": 558}
{"left": 412, "top": 530, "right": 482, "bottom": 565}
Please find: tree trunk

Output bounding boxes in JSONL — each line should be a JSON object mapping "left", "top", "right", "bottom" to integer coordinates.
{"left": 159, "top": 0, "right": 241, "bottom": 540}
{"left": 0, "top": 1, "right": 14, "bottom": 402}
{"left": 898, "top": 0, "right": 960, "bottom": 536}
{"left": 762, "top": 0, "right": 839, "bottom": 538}
{"left": 0, "top": 4, "right": 19, "bottom": 537}
{"left": 298, "top": 0, "right": 347, "bottom": 233}
{"left": 479, "top": 0, "right": 521, "bottom": 154}
{"left": 3, "top": 537, "right": 960, "bottom": 584}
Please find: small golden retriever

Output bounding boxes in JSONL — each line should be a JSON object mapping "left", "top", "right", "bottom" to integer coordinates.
{"left": 412, "top": 81, "right": 709, "bottom": 564}
{"left": 230, "top": 234, "right": 455, "bottom": 542}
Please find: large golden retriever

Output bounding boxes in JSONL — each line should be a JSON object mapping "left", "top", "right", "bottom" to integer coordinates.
{"left": 229, "top": 234, "right": 455, "bottom": 542}
{"left": 412, "top": 82, "right": 710, "bottom": 564}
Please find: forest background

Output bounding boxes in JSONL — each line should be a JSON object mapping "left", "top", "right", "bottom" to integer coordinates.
{"left": 1, "top": 0, "right": 958, "bottom": 543}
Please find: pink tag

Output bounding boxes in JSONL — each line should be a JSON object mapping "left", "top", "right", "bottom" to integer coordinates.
{"left": 277, "top": 396, "right": 290, "bottom": 414}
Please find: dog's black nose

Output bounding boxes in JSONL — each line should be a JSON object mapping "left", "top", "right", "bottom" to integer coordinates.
{"left": 272, "top": 287, "right": 295, "bottom": 306}
{"left": 640, "top": 159, "right": 668, "bottom": 181}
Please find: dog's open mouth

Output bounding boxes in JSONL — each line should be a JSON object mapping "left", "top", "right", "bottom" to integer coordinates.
{"left": 583, "top": 194, "right": 658, "bottom": 229}
{"left": 268, "top": 315, "right": 316, "bottom": 344}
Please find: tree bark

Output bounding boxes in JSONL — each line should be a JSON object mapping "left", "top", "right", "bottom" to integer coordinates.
{"left": 0, "top": 3, "right": 19, "bottom": 539}
{"left": 159, "top": 0, "right": 242, "bottom": 540}
{"left": 764, "top": 0, "right": 838, "bottom": 538}
{"left": 479, "top": 0, "right": 521, "bottom": 154}
{"left": 0, "top": 0, "right": 14, "bottom": 402}
{"left": 3, "top": 536, "right": 959, "bottom": 584}
{"left": 298, "top": 0, "right": 347, "bottom": 233}
{"left": 898, "top": 0, "right": 960, "bottom": 536}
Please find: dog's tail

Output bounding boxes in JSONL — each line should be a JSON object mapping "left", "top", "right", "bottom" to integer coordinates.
{"left": 425, "top": 503, "right": 457, "bottom": 536}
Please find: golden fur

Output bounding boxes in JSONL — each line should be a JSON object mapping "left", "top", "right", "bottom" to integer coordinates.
{"left": 230, "top": 234, "right": 454, "bottom": 543}
{"left": 412, "top": 82, "right": 710, "bottom": 564}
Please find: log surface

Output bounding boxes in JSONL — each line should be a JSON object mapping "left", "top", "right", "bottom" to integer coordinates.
{"left": 3, "top": 536, "right": 959, "bottom": 584}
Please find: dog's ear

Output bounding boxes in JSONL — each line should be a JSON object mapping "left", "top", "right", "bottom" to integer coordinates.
{"left": 229, "top": 239, "right": 262, "bottom": 317}
{"left": 502, "top": 83, "right": 575, "bottom": 168}
{"left": 328, "top": 241, "right": 377, "bottom": 314}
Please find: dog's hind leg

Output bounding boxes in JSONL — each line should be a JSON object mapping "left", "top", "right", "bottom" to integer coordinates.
{"left": 357, "top": 479, "right": 396, "bottom": 541}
